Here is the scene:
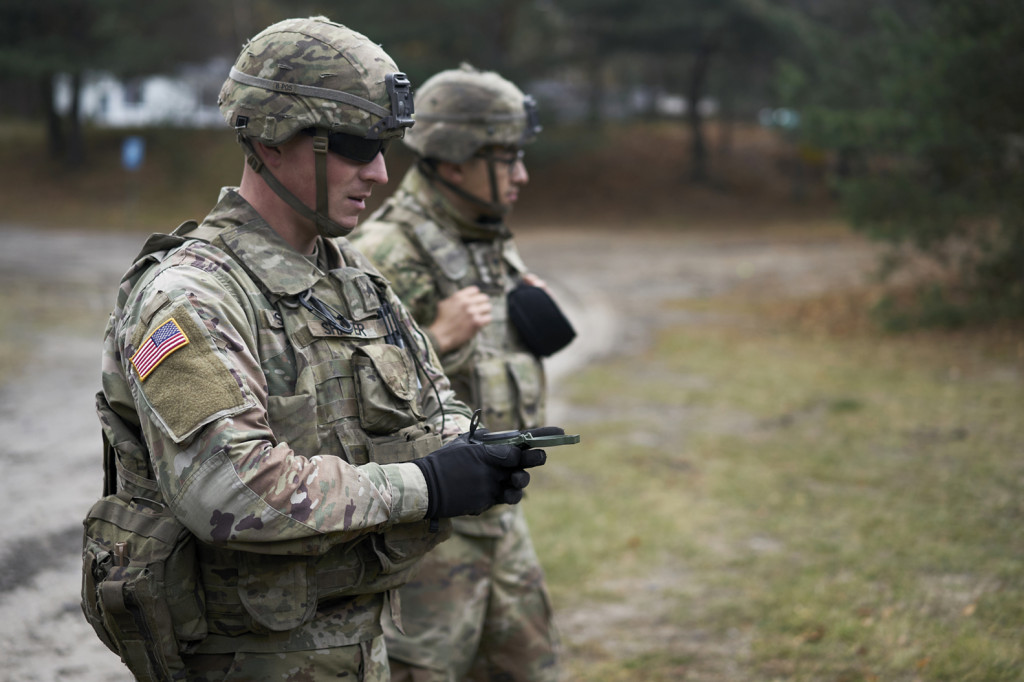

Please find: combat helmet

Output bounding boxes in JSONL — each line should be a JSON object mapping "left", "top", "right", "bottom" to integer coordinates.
{"left": 218, "top": 16, "right": 414, "bottom": 237}
{"left": 405, "top": 63, "right": 540, "bottom": 216}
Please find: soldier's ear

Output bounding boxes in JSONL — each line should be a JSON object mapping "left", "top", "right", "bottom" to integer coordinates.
{"left": 253, "top": 140, "right": 286, "bottom": 169}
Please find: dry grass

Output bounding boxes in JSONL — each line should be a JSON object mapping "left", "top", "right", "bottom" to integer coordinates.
{"left": 528, "top": 282, "right": 1024, "bottom": 681}
{"left": 6, "top": 116, "right": 1020, "bottom": 681}
{"left": 0, "top": 121, "right": 239, "bottom": 230}
{"left": 0, "top": 117, "right": 830, "bottom": 234}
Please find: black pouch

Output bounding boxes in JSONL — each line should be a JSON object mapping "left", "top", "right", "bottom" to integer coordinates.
{"left": 507, "top": 283, "right": 576, "bottom": 357}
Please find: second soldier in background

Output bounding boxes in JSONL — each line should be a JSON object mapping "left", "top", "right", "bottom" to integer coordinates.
{"left": 351, "top": 64, "right": 573, "bottom": 681}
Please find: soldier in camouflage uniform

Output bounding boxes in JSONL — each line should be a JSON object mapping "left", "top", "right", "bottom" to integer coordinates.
{"left": 350, "top": 64, "right": 566, "bottom": 682}
{"left": 96, "top": 20, "right": 555, "bottom": 682}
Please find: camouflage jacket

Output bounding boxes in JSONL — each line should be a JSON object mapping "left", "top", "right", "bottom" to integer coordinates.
{"left": 99, "top": 188, "right": 472, "bottom": 652}
{"left": 351, "top": 167, "right": 545, "bottom": 537}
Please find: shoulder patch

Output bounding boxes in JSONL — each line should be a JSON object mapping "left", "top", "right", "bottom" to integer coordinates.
{"left": 131, "top": 300, "right": 251, "bottom": 443}
{"left": 131, "top": 318, "right": 189, "bottom": 380}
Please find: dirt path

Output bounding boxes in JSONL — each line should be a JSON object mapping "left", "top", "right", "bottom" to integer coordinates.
{"left": 0, "top": 221, "right": 877, "bottom": 681}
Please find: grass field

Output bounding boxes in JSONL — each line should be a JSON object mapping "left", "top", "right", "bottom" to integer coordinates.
{"left": 527, "top": 287, "right": 1023, "bottom": 681}
{"left": 2, "top": 120, "right": 1020, "bottom": 681}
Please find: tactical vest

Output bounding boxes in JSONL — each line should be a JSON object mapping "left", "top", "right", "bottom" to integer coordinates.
{"left": 383, "top": 195, "right": 546, "bottom": 434}
{"left": 366, "top": 193, "right": 546, "bottom": 538}
{"left": 102, "top": 218, "right": 451, "bottom": 654}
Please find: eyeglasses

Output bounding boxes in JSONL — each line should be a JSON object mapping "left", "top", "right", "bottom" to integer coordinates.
{"left": 476, "top": 147, "right": 525, "bottom": 171}
{"left": 304, "top": 129, "right": 390, "bottom": 164}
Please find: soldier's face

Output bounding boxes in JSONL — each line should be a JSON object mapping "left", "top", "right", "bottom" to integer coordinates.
{"left": 278, "top": 134, "right": 390, "bottom": 231}
{"left": 326, "top": 151, "right": 390, "bottom": 229}
{"left": 459, "top": 145, "right": 529, "bottom": 210}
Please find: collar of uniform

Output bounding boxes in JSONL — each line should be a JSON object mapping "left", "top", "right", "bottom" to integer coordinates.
{"left": 204, "top": 189, "right": 330, "bottom": 298}
{"left": 407, "top": 165, "right": 512, "bottom": 242}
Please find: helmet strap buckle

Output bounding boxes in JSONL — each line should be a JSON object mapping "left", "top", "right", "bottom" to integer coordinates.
{"left": 246, "top": 154, "right": 263, "bottom": 173}
{"left": 312, "top": 134, "right": 329, "bottom": 156}
{"left": 239, "top": 135, "right": 264, "bottom": 173}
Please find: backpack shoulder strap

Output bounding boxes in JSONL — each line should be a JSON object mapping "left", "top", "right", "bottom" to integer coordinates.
{"left": 96, "top": 391, "right": 160, "bottom": 499}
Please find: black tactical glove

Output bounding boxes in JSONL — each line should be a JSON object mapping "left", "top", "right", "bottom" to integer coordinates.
{"left": 412, "top": 429, "right": 553, "bottom": 519}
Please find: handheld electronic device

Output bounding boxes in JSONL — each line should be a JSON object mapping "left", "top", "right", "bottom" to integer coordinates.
{"left": 467, "top": 409, "right": 580, "bottom": 448}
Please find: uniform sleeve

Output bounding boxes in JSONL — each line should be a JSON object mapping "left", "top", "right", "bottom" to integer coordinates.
{"left": 112, "top": 247, "right": 428, "bottom": 555}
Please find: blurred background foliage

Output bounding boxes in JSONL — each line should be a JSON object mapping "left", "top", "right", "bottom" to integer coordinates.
{"left": 1, "top": 0, "right": 1022, "bottom": 326}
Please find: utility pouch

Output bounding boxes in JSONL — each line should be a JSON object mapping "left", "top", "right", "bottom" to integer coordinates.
{"left": 352, "top": 344, "right": 422, "bottom": 434}
{"left": 81, "top": 491, "right": 206, "bottom": 681}
{"left": 82, "top": 393, "right": 206, "bottom": 681}
{"left": 507, "top": 283, "right": 576, "bottom": 357}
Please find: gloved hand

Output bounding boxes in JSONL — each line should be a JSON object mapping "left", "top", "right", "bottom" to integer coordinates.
{"left": 412, "top": 430, "right": 551, "bottom": 519}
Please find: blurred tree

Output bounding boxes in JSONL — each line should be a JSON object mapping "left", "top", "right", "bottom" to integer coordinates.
{"left": 0, "top": 0, "right": 233, "bottom": 168}
{"left": 553, "top": 0, "right": 797, "bottom": 182}
{"left": 280, "top": 0, "right": 557, "bottom": 87}
{"left": 0, "top": 0, "right": 810, "bottom": 184}
{"left": 780, "top": 0, "right": 1024, "bottom": 323}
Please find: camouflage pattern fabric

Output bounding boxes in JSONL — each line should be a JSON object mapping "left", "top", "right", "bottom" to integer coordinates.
{"left": 353, "top": 168, "right": 545, "bottom": 436}
{"left": 385, "top": 506, "right": 559, "bottom": 682}
{"left": 99, "top": 188, "right": 471, "bottom": 666}
{"left": 350, "top": 166, "right": 560, "bottom": 681}
{"left": 404, "top": 63, "right": 537, "bottom": 163}
{"left": 182, "top": 633, "right": 388, "bottom": 681}
{"left": 218, "top": 16, "right": 409, "bottom": 144}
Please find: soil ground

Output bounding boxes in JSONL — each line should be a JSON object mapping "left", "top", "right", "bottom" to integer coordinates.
{"left": 0, "top": 210, "right": 878, "bottom": 680}
{"left": 0, "top": 118, "right": 883, "bottom": 681}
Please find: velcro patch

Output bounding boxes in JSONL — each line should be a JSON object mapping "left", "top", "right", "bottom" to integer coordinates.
{"left": 132, "top": 300, "right": 251, "bottom": 443}
{"left": 131, "top": 318, "right": 189, "bottom": 380}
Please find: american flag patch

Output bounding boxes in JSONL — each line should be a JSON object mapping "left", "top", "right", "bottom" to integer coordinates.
{"left": 131, "top": 318, "right": 189, "bottom": 381}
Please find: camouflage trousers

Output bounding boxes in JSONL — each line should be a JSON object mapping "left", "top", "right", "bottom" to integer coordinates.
{"left": 384, "top": 505, "right": 560, "bottom": 682}
{"left": 180, "top": 634, "right": 389, "bottom": 681}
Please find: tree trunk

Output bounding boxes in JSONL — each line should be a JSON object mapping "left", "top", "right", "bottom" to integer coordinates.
{"left": 42, "top": 73, "right": 65, "bottom": 161}
{"left": 586, "top": 51, "right": 605, "bottom": 127}
{"left": 231, "top": 0, "right": 254, "bottom": 51}
{"left": 493, "top": 0, "right": 522, "bottom": 71}
{"left": 687, "top": 42, "right": 715, "bottom": 184}
{"left": 66, "top": 71, "right": 85, "bottom": 168}
{"left": 717, "top": 95, "right": 735, "bottom": 159}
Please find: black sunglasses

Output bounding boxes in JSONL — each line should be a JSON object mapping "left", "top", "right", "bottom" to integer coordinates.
{"left": 303, "top": 129, "right": 390, "bottom": 164}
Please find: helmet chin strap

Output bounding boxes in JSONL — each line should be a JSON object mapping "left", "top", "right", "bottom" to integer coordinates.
{"left": 239, "top": 130, "right": 354, "bottom": 239}
{"left": 417, "top": 157, "right": 509, "bottom": 219}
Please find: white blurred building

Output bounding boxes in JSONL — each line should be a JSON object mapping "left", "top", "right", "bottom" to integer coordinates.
{"left": 54, "top": 58, "right": 229, "bottom": 128}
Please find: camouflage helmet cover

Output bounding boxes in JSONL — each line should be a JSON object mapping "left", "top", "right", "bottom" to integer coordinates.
{"left": 218, "top": 16, "right": 413, "bottom": 145}
{"left": 405, "top": 63, "right": 540, "bottom": 163}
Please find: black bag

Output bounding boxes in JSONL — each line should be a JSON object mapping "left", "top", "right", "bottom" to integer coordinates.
{"left": 507, "top": 283, "right": 576, "bottom": 357}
